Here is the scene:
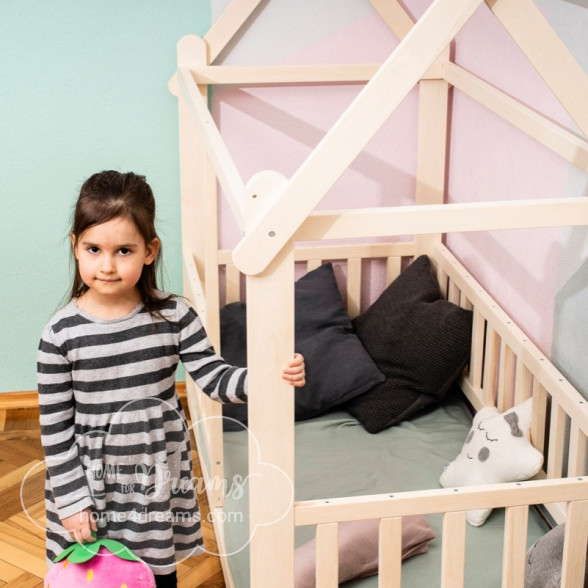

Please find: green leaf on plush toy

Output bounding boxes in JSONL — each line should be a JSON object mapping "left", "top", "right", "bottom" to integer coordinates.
{"left": 98, "top": 538, "right": 141, "bottom": 561}
{"left": 52, "top": 536, "right": 141, "bottom": 564}
{"left": 67, "top": 540, "right": 101, "bottom": 563}
{"left": 52, "top": 542, "right": 79, "bottom": 563}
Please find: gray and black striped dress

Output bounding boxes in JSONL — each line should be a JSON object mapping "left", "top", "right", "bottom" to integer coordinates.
{"left": 37, "top": 296, "right": 247, "bottom": 575}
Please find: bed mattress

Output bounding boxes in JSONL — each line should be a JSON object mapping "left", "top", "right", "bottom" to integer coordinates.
{"left": 219, "top": 391, "right": 548, "bottom": 587}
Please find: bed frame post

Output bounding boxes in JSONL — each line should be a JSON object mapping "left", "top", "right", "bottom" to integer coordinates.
{"left": 176, "top": 36, "right": 211, "bottom": 288}
{"left": 176, "top": 36, "right": 222, "bottom": 348}
{"left": 175, "top": 35, "right": 225, "bottom": 510}
{"left": 373, "top": 0, "right": 450, "bottom": 260}
{"left": 415, "top": 48, "right": 451, "bottom": 259}
{"left": 244, "top": 172, "right": 296, "bottom": 588}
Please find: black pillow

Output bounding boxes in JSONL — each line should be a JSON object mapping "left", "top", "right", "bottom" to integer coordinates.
{"left": 344, "top": 255, "right": 473, "bottom": 433}
{"left": 218, "top": 302, "right": 248, "bottom": 431}
{"left": 220, "top": 263, "right": 385, "bottom": 431}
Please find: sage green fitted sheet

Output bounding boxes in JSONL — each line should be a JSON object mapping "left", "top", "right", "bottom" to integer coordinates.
{"left": 219, "top": 393, "right": 548, "bottom": 587}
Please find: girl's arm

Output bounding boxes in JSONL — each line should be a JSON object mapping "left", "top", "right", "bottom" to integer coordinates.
{"left": 37, "top": 327, "right": 95, "bottom": 523}
{"left": 178, "top": 304, "right": 248, "bottom": 403}
{"left": 178, "top": 303, "right": 306, "bottom": 402}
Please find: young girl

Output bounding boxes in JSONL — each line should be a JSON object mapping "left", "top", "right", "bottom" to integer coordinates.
{"left": 37, "top": 170, "right": 305, "bottom": 587}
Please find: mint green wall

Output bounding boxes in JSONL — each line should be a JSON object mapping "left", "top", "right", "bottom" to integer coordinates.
{"left": 0, "top": 1, "right": 210, "bottom": 391}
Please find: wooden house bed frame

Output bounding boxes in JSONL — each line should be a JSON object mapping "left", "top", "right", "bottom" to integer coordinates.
{"left": 168, "top": 0, "right": 588, "bottom": 586}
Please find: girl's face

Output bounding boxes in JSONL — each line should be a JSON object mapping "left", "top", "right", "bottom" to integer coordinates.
{"left": 72, "top": 216, "right": 159, "bottom": 305}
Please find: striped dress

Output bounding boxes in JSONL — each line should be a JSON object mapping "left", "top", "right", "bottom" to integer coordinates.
{"left": 37, "top": 295, "right": 247, "bottom": 575}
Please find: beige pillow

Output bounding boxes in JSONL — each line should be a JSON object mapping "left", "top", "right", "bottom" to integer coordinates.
{"left": 295, "top": 515, "right": 435, "bottom": 587}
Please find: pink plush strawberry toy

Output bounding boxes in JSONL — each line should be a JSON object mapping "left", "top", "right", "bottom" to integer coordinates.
{"left": 45, "top": 536, "right": 156, "bottom": 588}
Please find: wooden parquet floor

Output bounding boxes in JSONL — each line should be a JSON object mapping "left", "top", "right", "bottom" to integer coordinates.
{"left": 0, "top": 404, "right": 226, "bottom": 587}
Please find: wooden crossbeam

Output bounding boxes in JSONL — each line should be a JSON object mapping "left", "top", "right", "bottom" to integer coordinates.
{"left": 191, "top": 63, "right": 443, "bottom": 85}
{"left": 444, "top": 62, "right": 588, "bottom": 172}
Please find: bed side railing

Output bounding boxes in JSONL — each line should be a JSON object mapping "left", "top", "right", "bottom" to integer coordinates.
{"left": 294, "top": 480, "right": 588, "bottom": 588}
{"left": 217, "top": 241, "right": 417, "bottom": 315}
{"left": 186, "top": 239, "right": 588, "bottom": 524}
{"left": 435, "top": 244, "right": 588, "bottom": 525}
{"left": 290, "top": 243, "right": 588, "bottom": 587}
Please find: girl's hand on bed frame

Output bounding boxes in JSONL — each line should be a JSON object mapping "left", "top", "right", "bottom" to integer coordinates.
{"left": 282, "top": 353, "right": 306, "bottom": 387}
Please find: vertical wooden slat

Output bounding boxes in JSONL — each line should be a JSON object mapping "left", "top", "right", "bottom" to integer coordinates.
{"left": 225, "top": 263, "right": 242, "bottom": 304}
{"left": 437, "top": 267, "right": 449, "bottom": 299}
{"left": 177, "top": 36, "right": 207, "bottom": 280}
{"left": 461, "top": 294, "right": 473, "bottom": 311}
{"left": 501, "top": 505, "right": 529, "bottom": 588}
{"left": 448, "top": 280, "right": 460, "bottom": 305}
{"left": 346, "top": 258, "right": 362, "bottom": 319}
{"left": 530, "top": 380, "right": 548, "bottom": 455}
{"left": 306, "top": 259, "right": 322, "bottom": 272}
{"left": 386, "top": 256, "right": 402, "bottom": 285}
{"left": 414, "top": 55, "right": 450, "bottom": 258}
{"left": 514, "top": 363, "right": 532, "bottom": 405}
{"left": 378, "top": 517, "right": 403, "bottom": 587}
{"left": 561, "top": 500, "right": 588, "bottom": 588}
{"left": 567, "top": 422, "right": 587, "bottom": 477}
{"left": 545, "top": 399, "right": 567, "bottom": 522}
{"left": 547, "top": 399, "right": 566, "bottom": 479}
{"left": 441, "top": 511, "right": 467, "bottom": 588}
{"left": 497, "top": 343, "right": 515, "bottom": 412}
{"left": 468, "top": 310, "right": 486, "bottom": 393}
{"left": 315, "top": 523, "right": 339, "bottom": 587}
{"left": 483, "top": 327, "right": 500, "bottom": 406}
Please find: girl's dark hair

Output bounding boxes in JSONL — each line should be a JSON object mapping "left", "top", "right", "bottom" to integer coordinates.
{"left": 69, "top": 170, "right": 171, "bottom": 317}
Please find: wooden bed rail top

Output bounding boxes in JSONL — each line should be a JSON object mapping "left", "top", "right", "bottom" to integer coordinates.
{"left": 186, "top": 62, "right": 445, "bottom": 85}
{"left": 293, "top": 477, "right": 587, "bottom": 526}
{"left": 435, "top": 245, "right": 588, "bottom": 430}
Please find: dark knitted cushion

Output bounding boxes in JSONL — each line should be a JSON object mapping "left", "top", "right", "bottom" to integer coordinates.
{"left": 221, "top": 263, "right": 385, "bottom": 431}
{"left": 345, "top": 255, "right": 473, "bottom": 433}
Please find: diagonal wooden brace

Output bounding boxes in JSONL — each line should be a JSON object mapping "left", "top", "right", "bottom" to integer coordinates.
{"left": 232, "top": 0, "right": 485, "bottom": 275}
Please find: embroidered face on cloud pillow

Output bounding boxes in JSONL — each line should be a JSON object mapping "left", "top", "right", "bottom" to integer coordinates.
{"left": 439, "top": 397, "right": 543, "bottom": 527}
